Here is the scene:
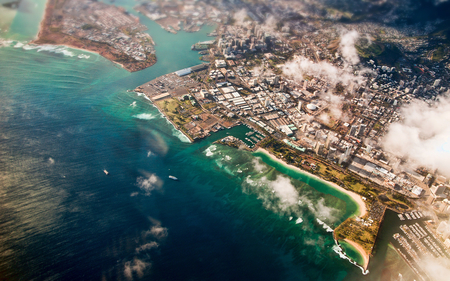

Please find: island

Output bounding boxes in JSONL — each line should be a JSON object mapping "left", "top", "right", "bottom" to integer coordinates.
{"left": 34, "top": 0, "right": 156, "bottom": 72}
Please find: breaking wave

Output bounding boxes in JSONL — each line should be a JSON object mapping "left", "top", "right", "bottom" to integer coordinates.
{"left": 77, "top": 54, "right": 90, "bottom": 59}
{"left": 14, "top": 42, "right": 24, "bottom": 48}
{"left": 204, "top": 145, "right": 217, "bottom": 157}
{"left": 332, "top": 243, "right": 369, "bottom": 275}
{"left": 133, "top": 113, "right": 155, "bottom": 120}
{"left": 316, "top": 218, "right": 334, "bottom": 233}
{"left": 22, "top": 44, "right": 76, "bottom": 57}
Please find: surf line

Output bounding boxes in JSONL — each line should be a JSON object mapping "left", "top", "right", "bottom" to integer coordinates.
{"left": 332, "top": 239, "right": 369, "bottom": 275}
{"left": 139, "top": 93, "right": 192, "bottom": 143}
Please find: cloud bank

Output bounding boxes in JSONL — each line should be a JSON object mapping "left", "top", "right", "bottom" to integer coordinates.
{"left": 382, "top": 95, "right": 450, "bottom": 176}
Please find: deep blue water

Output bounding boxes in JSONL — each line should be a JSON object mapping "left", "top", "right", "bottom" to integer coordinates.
{"left": 0, "top": 1, "right": 398, "bottom": 280}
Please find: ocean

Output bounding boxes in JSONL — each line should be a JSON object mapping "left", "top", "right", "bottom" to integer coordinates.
{"left": 0, "top": 1, "right": 409, "bottom": 280}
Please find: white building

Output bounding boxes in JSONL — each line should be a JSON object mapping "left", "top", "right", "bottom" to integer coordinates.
{"left": 215, "top": 60, "right": 226, "bottom": 68}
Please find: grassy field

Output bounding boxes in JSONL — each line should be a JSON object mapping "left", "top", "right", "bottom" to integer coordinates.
{"left": 156, "top": 98, "right": 193, "bottom": 127}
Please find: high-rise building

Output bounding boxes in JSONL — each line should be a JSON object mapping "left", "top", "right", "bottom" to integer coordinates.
{"left": 315, "top": 142, "right": 324, "bottom": 155}
{"left": 274, "top": 76, "right": 280, "bottom": 85}
{"left": 327, "top": 147, "right": 337, "bottom": 160}
{"left": 434, "top": 79, "right": 441, "bottom": 87}
{"left": 359, "top": 124, "right": 366, "bottom": 136}
{"left": 349, "top": 125, "right": 358, "bottom": 137}
{"left": 297, "top": 101, "right": 302, "bottom": 112}
{"left": 325, "top": 132, "right": 333, "bottom": 149}
{"left": 344, "top": 145, "right": 353, "bottom": 158}
{"left": 338, "top": 154, "right": 346, "bottom": 165}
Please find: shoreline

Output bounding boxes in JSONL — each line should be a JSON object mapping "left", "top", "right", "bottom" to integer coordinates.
{"left": 33, "top": 0, "right": 155, "bottom": 72}
{"left": 146, "top": 96, "right": 193, "bottom": 143}
{"left": 34, "top": 0, "right": 125, "bottom": 69}
{"left": 342, "top": 238, "right": 370, "bottom": 270}
{"left": 34, "top": 0, "right": 49, "bottom": 41}
{"left": 256, "top": 147, "right": 367, "bottom": 218}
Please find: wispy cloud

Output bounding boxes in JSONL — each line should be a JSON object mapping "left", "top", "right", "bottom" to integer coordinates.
{"left": 339, "top": 29, "right": 360, "bottom": 65}
{"left": 124, "top": 258, "right": 151, "bottom": 280}
{"left": 136, "top": 173, "right": 162, "bottom": 196}
{"left": 145, "top": 225, "right": 168, "bottom": 240}
{"left": 136, "top": 241, "right": 159, "bottom": 253}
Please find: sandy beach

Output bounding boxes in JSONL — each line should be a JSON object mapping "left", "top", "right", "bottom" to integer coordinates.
{"left": 343, "top": 238, "right": 370, "bottom": 270}
{"left": 256, "top": 148, "right": 367, "bottom": 218}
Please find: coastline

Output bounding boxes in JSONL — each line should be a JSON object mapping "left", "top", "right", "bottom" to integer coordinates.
{"left": 34, "top": 0, "right": 49, "bottom": 41}
{"left": 147, "top": 97, "right": 193, "bottom": 143}
{"left": 32, "top": 0, "right": 156, "bottom": 72}
{"left": 342, "top": 238, "right": 370, "bottom": 270}
{"left": 33, "top": 0, "right": 125, "bottom": 69}
{"left": 256, "top": 147, "right": 367, "bottom": 218}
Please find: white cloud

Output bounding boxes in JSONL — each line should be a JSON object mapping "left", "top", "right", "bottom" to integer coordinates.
{"left": 282, "top": 55, "right": 366, "bottom": 87}
{"left": 267, "top": 175, "right": 299, "bottom": 209}
{"left": 136, "top": 241, "right": 159, "bottom": 253}
{"left": 145, "top": 225, "right": 168, "bottom": 240}
{"left": 382, "top": 96, "right": 450, "bottom": 176}
{"left": 252, "top": 158, "right": 267, "bottom": 173}
{"left": 233, "top": 9, "right": 248, "bottom": 26}
{"left": 319, "top": 90, "right": 347, "bottom": 121}
{"left": 302, "top": 197, "right": 338, "bottom": 221}
{"left": 245, "top": 173, "right": 338, "bottom": 222}
{"left": 261, "top": 15, "right": 278, "bottom": 34}
{"left": 124, "top": 258, "right": 150, "bottom": 280}
{"left": 136, "top": 174, "right": 162, "bottom": 196}
{"left": 421, "top": 256, "right": 450, "bottom": 281}
{"left": 339, "top": 30, "right": 360, "bottom": 65}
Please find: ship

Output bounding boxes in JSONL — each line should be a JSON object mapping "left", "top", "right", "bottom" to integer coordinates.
{"left": 168, "top": 175, "right": 178, "bottom": 181}
{"left": 103, "top": 170, "right": 109, "bottom": 175}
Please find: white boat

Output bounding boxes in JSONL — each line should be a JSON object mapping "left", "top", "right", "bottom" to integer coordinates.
{"left": 103, "top": 170, "right": 109, "bottom": 175}
{"left": 168, "top": 175, "right": 178, "bottom": 181}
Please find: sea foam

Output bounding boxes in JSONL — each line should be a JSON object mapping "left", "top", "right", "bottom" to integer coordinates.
{"left": 204, "top": 145, "right": 217, "bottom": 157}
{"left": 22, "top": 44, "right": 76, "bottom": 57}
{"left": 332, "top": 243, "right": 369, "bottom": 275}
{"left": 316, "top": 218, "right": 333, "bottom": 233}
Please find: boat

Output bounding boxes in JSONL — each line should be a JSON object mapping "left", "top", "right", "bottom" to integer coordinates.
{"left": 103, "top": 170, "right": 109, "bottom": 175}
{"left": 168, "top": 175, "right": 178, "bottom": 181}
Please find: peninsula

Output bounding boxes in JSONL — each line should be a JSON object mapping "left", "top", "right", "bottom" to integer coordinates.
{"left": 34, "top": 0, "right": 156, "bottom": 72}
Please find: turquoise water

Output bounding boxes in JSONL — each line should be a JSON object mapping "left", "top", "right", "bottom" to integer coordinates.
{"left": 339, "top": 241, "right": 365, "bottom": 267}
{"left": 0, "top": 1, "right": 396, "bottom": 280}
